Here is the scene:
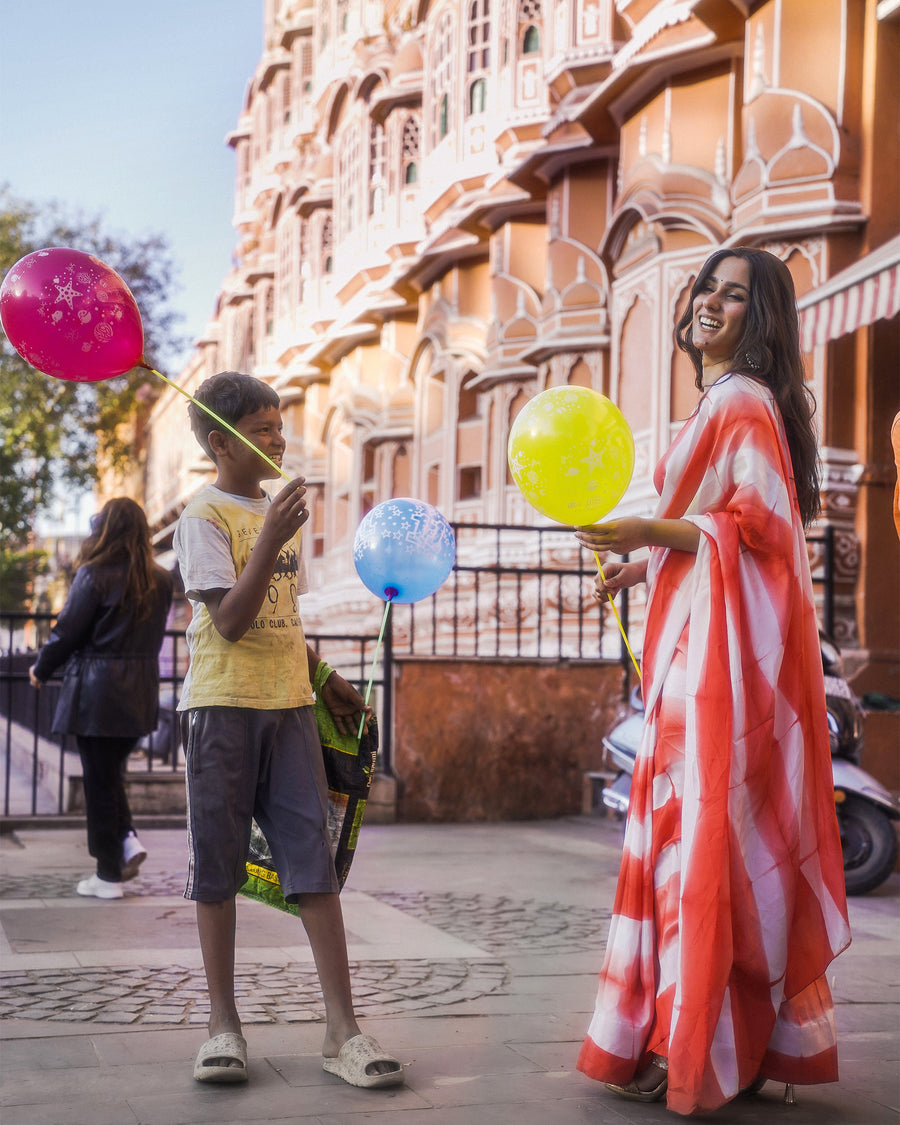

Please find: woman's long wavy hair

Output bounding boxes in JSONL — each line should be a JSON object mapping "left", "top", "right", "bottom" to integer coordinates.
{"left": 77, "top": 498, "right": 160, "bottom": 620}
{"left": 675, "top": 247, "right": 821, "bottom": 527}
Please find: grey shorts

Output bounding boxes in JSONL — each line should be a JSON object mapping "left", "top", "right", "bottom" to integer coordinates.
{"left": 181, "top": 705, "right": 339, "bottom": 902}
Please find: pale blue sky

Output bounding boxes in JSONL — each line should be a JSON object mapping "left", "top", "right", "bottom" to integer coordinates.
{"left": 1, "top": 0, "right": 264, "bottom": 372}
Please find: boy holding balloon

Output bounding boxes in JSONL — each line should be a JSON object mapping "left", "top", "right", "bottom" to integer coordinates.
{"left": 173, "top": 371, "right": 403, "bottom": 1089}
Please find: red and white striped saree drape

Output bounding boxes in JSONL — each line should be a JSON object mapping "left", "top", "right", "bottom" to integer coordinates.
{"left": 578, "top": 374, "right": 851, "bottom": 1115}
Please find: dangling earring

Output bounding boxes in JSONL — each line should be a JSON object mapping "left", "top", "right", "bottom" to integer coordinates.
{"left": 744, "top": 352, "right": 761, "bottom": 371}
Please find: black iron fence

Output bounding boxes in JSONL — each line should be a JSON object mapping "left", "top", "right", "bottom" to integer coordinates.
{"left": 0, "top": 523, "right": 834, "bottom": 820}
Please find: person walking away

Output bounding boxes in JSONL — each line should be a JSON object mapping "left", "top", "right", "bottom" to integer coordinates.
{"left": 30, "top": 497, "right": 174, "bottom": 897}
{"left": 173, "top": 370, "right": 404, "bottom": 1088}
{"left": 574, "top": 248, "right": 851, "bottom": 1115}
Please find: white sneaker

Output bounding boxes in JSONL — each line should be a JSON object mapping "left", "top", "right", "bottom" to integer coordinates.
{"left": 76, "top": 874, "right": 124, "bottom": 899}
{"left": 121, "top": 832, "right": 148, "bottom": 880}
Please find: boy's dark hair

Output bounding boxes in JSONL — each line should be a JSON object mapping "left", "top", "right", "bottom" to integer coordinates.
{"left": 188, "top": 371, "right": 280, "bottom": 461}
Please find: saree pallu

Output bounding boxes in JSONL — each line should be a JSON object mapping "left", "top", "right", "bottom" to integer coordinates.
{"left": 578, "top": 375, "right": 851, "bottom": 1115}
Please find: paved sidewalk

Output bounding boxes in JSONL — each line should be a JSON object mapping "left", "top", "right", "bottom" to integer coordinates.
{"left": 1, "top": 816, "right": 897, "bottom": 1124}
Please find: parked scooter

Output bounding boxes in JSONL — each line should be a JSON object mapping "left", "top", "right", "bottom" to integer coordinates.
{"left": 601, "top": 634, "right": 900, "bottom": 895}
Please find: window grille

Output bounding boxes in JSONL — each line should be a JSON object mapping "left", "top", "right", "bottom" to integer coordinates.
{"left": 467, "top": 0, "right": 491, "bottom": 116}
{"left": 338, "top": 125, "right": 360, "bottom": 237}
{"left": 369, "top": 120, "right": 386, "bottom": 216}
{"left": 322, "top": 215, "right": 333, "bottom": 275}
{"left": 431, "top": 10, "right": 455, "bottom": 145}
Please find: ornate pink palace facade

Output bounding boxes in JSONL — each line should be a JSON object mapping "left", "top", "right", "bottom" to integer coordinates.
{"left": 141, "top": 0, "right": 899, "bottom": 693}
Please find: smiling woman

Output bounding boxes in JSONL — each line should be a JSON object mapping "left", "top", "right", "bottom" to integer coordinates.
{"left": 690, "top": 257, "right": 750, "bottom": 383}
{"left": 574, "top": 247, "right": 850, "bottom": 1115}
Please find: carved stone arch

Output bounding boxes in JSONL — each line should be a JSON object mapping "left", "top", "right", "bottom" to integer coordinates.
{"left": 603, "top": 180, "right": 727, "bottom": 270}
{"left": 325, "top": 82, "right": 352, "bottom": 141}
{"left": 319, "top": 401, "right": 353, "bottom": 492}
{"left": 612, "top": 282, "right": 657, "bottom": 432}
{"left": 267, "top": 191, "right": 286, "bottom": 231}
{"left": 410, "top": 332, "right": 444, "bottom": 381}
{"left": 601, "top": 203, "right": 656, "bottom": 270}
{"left": 419, "top": 299, "right": 454, "bottom": 349}
{"left": 355, "top": 68, "right": 390, "bottom": 103}
{"left": 603, "top": 166, "right": 729, "bottom": 261}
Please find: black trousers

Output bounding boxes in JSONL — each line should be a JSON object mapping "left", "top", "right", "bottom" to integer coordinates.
{"left": 75, "top": 735, "right": 138, "bottom": 882}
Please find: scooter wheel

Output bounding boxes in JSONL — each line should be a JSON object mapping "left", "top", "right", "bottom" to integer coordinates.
{"left": 837, "top": 795, "right": 899, "bottom": 895}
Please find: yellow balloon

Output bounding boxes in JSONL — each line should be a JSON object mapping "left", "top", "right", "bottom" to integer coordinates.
{"left": 507, "top": 386, "right": 635, "bottom": 525}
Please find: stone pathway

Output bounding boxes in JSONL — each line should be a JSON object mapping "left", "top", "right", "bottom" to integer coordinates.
{"left": 0, "top": 873, "right": 610, "bottom": 1026}
{"left": 0, "top": 958, "right": 510, "bottom": 1026}
{"left": 371, "top": 890, "right": 609, "bottom": 954}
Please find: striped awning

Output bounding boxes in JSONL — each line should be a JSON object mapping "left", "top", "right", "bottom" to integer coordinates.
{"left": 798, "top": 235, "right": 900, "bottom": 352}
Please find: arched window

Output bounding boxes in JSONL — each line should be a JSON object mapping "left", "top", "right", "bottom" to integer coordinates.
{"left": 401, "top": 116, "right": 420, "bottom": 184}
{"left": 338, "top": 124, "right": 360, "bottom": 238}
{"left": 264, "top": 286, "right": 275, "bottom": 336}
{"left": 469, "top": 78, "right": 487, "bottom": 115}
{"left": 318, "top": 0, "right": 329, "bottom": 48}
{"left": 430, "top": 10, "right": 455, "bottom": 146}
{"left": 294, "top": 37, "right": 313, "bottom": 108}
{"left": 468, "top": 0, "right": 491, "bottom": 72}
{"left": 515, "top": 0, "right": 543, "bottom": 106}
{"left": 392, "top": 444, "right": 411, "bottom": 495}
{"left": 321, "top": 216, "right": 333, "bottom": 276}
{"left": 467, "top": 0, "right": 491, "bottom": 117}
{"left": 297, "top": 219, "right": 308, "bottom": 303}
{"left": 277, "top": 213, "right": 294, "bottom": 318}
{"left": 458, "top": 372, "right": 480, "bottom": 420}
{"left": 369, "top": 119, "right": 386, "bottom": 217}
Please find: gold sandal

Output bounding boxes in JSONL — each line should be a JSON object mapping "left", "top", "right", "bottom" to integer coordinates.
{"left": 605, "top": 1053, "right": 668, "bottom": 1103}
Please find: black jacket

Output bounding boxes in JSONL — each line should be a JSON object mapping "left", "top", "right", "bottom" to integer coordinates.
{"left": 32, "top": 563, "right": 174, "bottom": 737}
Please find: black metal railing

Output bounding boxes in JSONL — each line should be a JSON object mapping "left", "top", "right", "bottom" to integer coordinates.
{"left": 0, "top": 522, "right": 835, "bottom": 820}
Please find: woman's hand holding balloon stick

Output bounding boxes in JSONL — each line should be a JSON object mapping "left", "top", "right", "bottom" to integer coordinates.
{"left": 507, "top": 385, "right": 641, "bottom": 678}
{"left": 573, "top": 529, "right": 646, "bottom": 680}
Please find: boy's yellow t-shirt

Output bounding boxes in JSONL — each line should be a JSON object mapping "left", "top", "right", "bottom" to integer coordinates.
{"left": 173, "top": 485, "right": 313, "bottom": 710}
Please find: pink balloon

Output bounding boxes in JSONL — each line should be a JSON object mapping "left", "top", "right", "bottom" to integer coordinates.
{"left": 0, "top": 247, "right": 144, "bottom": 382}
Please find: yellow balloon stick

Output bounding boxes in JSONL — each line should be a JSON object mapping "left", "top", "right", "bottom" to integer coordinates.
{"left": 593, "top": 551, "right": 642, "bottom": 681}
{"left": 142, "top": 363, "right": 291, "bottom": 482}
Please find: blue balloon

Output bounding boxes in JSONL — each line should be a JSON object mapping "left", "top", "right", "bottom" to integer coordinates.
{"left": 353, "top": 498, "right": 456, "bottom": 604}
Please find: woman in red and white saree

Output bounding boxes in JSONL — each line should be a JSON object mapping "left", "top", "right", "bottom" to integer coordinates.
{"left": 575, "top": 250, "right": 851, "bottom": 1115}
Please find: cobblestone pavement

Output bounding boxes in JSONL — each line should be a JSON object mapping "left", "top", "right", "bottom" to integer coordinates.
{"left": 0, "top": 871, "right": 610, "bottom": 1027}
{"left": 0, "top": 958, "right": 510, "bottom": 1026}
{"left": 371, "top": 890, "right": 609, "bottom": 954}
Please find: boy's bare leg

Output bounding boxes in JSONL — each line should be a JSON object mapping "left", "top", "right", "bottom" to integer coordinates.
{"left": 196, "top": 899, "right": 243, "bottom": 1066}
{"left": 296, "top": 891, "right": 395, "bottom": 1075}
{"left": 295, "top": 892, "right": 360, "bottom": 1053}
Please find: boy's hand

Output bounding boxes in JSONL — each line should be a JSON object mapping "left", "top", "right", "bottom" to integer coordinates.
{"left": 260, "top": 477, "right": 309, "bottom": 548}
{"left": 320, "top": 671, "right": 372, "bottom": 736}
